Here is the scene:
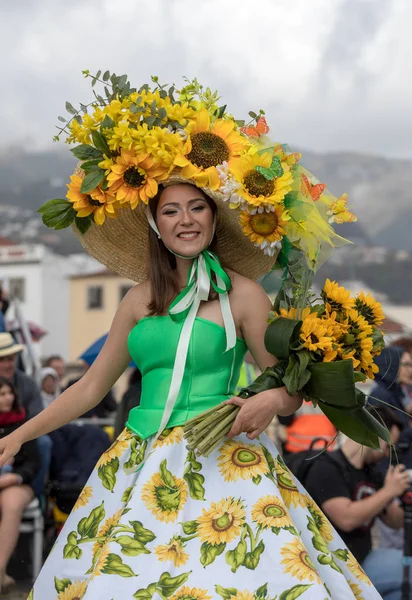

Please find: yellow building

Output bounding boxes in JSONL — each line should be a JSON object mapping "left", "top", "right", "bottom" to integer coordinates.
{"left": 69, "top": 269, "right": 134, "bottom": 361}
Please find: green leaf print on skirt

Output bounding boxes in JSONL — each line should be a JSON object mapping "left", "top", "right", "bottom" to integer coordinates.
{"left": 184, "top": 449, "right": 206, "bottom": 500}
{"left": 133, "top": 570, "right": 192, "bottom": 599}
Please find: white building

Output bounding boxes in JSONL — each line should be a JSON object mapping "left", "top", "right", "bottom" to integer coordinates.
{"left": 0, "top": 240, "right": 100, "bottom": 359}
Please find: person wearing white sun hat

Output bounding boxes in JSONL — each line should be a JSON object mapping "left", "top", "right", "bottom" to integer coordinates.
{"left": 0, "top": 73, "right": 379, "bottom": 599}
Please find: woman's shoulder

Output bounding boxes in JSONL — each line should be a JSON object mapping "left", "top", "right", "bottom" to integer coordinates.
{"left": 228, "top": 269, "right": 269, "bottom": 299}
{"left": 121, "top": 280, "right": 152, "bottom": 322}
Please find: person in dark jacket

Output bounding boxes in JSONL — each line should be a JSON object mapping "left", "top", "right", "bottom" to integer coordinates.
{"left": 0, "top": 333, "right": 52, "bottom": 497}
{"left": 370, "top": 345, "right": 412, "bottom": 465}
{"left": 0, "top": 376, "right": 40, "bottom": 593}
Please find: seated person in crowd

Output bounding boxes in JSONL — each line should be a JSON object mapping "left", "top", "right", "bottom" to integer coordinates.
{"left": 65, "top": 361, "right": 117, "bottom": 419}
{"left": 0, "top": 376, "right": 40, "bottom": 594}
{"left": 44, "top": 355, "right": 65, "bottom": 395}
{"left": 0, "top": 333, "right": 51, "bottom": 497}
{"left": 304, "top": 405, "right": 409, "bottom": 600}
{"left": 40, "top": 367, "right": 60, "bottom": 409}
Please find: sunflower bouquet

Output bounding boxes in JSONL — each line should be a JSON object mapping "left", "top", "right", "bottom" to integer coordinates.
{"left": 184, "top": 269, "right": 388, "bottom": 456}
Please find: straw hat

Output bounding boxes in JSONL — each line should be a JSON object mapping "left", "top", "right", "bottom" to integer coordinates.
{"left": 0, "top": 333, "right": 25, "bottom": 358}
{"left": 39, "top": 74, "right": 349, "bottom": 283}
{"left": 73, "top": 170, "right": 276, "bottom": 283}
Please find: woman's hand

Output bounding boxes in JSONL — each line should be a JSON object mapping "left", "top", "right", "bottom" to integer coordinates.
{"left": 0, "top": 434, "right": 22, "bottom": 470}
{"left": 0, "top": 473, "right": 22, "bottom": 489}
{"left": 226, "top": 389, "right": 283, "bottom": 440}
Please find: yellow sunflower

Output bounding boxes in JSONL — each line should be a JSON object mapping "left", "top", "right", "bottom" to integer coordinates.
{"left": 228, "top": 151, "right": 293, "bottom": 207}
{"left": 354, "top": 292, "right": 385, "bottom": 327}
{"left": 141, "top": 472, "right": 188, "bottom": 523}
{"left": 251, "top": 495, "right": 292, "bottom": 529}
{"left": 274, "top": 461, "right": 306, "bottom": 508}
{"left": 174, "top": 109, "right": 248, "bottom": 190}
{"left": 280, "top": 538, "right": 321, "bottom": 583}
{"left": 154, "top": 537, "right": 189, "bottom": 568}
{"left": 322, "top": 279, "right": 354, "bottom": 314}
{"left": 57, "top": 580, "right": 88, "bottom": 600}
{"left": 96, "top": 431, "right": 131, "bottom": 468}
{"left": 90, "top": 543, "right": 111, "bottom": 579}
{"left": 239, "top": 206, "right": 289, "bottom": 256}
{"left": 303, "top": 495, "right": 334, "bottom": 543}
{"left": 278, "top": 307, "right": 316, "bottom": 320}
{"left": 170, "top": 586, "right": 212, "bottom": 600}
{"left": 72, "top": 486, "right": 93, "bottom": 511}
{"left": 348, "top": 581, "right": 365, "bottom": 600}
{"left": 346, "top": 552, "right": 372, "bottom": 585}
{"left": 299, "top": 315, "right": 334, "bottom": 354}
{"left": 92, "top": 509, "right": 123, "bottom": 556}
{"left": 66, "top": 174, "right": 117, "bottom": 225}
{"left": 218, "top": 440, "right": 269, "bottom": 482}
{"left": 106, "top": 149, "right": 168, "bottom": 208}
{"left": 229, "top": 592, "right": 254, "bottom": 600}
{"left": 153, "top": 427, "right": 184, "bottom": 449}
{"left": 197, "top": 497, "right": 246, "bottom": 545}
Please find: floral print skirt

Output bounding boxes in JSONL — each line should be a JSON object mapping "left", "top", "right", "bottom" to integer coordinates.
{"left": 29, "top": 427, "right": 381, "bottom": 600}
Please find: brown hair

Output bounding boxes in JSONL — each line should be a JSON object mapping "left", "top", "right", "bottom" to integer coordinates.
{"left": 147, "top": 184, "right": 218, "bottom": 315}
{"left": 0, "top": 376, "right": 19, "bottom": 412}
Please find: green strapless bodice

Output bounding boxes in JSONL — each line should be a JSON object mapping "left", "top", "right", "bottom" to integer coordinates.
{"left": 126, "top": 316, "right": 247, "bottom": 439}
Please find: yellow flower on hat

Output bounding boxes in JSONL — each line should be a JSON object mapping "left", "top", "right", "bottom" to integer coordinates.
{"left": 239, "top": 205, "right": 289, "bottom": 256}
{"left": 106, "top": 149, "right": 169, "bottom": 208}
{"left": 229, "top": 151, "right": 293, "bottom": 207}
{"left": 175, "top": 109, "right": 248, "bottom": 190}
{"left": 66, "top": 174, "right": 117, "bottom": 225}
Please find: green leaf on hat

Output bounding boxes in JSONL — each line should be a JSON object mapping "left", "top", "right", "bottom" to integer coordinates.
{"left": 75, "top": 215, "right": 93, "bottom": 235}
{"left": 71, "top": 144, "right": 102, "bottom": 160}
{"left": 38, "top": 199, "right": 76, "bottom": 230}
{"left": 91, "top": 130, "right": 111, "bottom": 157}
{"left": 100, "top": 115, "right": 115, "bottom": 131}
{"left": 80, "top": 159, "right": 102, "bottom": 173}
{"left": 65, "top": 101, "right": 77, "bottom": 115}
{"left": 80, "top": 169, "right": 105, "bottom": 194}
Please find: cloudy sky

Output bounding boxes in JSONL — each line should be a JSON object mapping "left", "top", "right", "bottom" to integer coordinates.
{"left": 1, "top": 0, "right": 411, "bottom": 158}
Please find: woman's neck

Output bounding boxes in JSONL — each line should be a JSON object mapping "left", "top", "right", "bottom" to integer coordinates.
{"left": 175, "top": 255, "right": 195, "bottom": 288}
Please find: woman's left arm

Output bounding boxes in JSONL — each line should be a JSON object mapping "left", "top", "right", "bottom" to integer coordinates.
{"left": 227, "top": 279, "right": 302, "bottom": 440}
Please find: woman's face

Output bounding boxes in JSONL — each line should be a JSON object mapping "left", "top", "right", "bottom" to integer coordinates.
{"left": 156, "top": 184, "right": 214, "bottom": 257}
{"left": 42, "top": 375, "right": 56, "bottom": 395}
{"left": 399, "top": 352, "right": 412, "bottom": 386}
{"left": 0, "top": 384, "right": 14, "bottom": 412}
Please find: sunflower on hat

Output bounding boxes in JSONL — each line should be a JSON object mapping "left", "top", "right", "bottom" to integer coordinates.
{"left": 39, "top": 70, "right": 353, "bottom": 282}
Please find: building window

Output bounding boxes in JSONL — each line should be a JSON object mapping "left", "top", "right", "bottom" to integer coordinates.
{"left": 119, "top": 285, "right": 132, "bottom": 303}
{"left": 87, "top": 285, "right": 103, "bottom": 309}
{"left": 9, "top": 278, "right": 25, "bottom": 302}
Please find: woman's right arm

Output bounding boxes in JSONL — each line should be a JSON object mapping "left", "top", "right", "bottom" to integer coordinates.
{"left": 0, "top": 284, "right": 145, "bottom": 465}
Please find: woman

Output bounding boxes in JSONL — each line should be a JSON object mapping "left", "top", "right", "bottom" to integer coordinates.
{"left": 0, "top": 376, "right": 40, "bottom": 593}
{"left": 0, "top": 75, "right": 379, "bottom": 599}
{"left": 40, "top": 367, "right": 59, "bottom": 408}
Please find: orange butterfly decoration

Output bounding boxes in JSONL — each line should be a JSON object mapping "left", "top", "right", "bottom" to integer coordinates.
{"left": 301, "top": 173, "right": 326, "bottom": 202}
{"left": 327, "top": 194, "right": 357, "bottom": 224}
{"left": 273, "top": 144, "right": 301, "bottom": 167}
{"left": 240, "top": 116, "right": 270, "bottom": 138}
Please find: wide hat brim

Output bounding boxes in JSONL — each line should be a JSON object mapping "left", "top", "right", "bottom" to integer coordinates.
{"left": 73, "top": 172, "right": 277, "bottom": 283}
{"left": 0, "top": 343, "right": 25, "bottom": 358}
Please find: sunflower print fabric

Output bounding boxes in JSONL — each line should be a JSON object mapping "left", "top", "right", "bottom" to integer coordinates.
{"left": 29, "top": 428, "right": 380, "bottom": 599}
